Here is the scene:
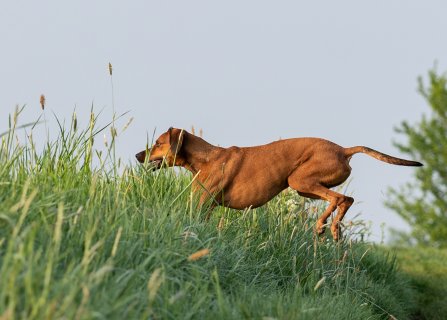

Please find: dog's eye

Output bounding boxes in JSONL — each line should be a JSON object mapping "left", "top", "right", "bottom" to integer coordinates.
{"left": 155, "top": 142, "right": 161, "bottom": 147}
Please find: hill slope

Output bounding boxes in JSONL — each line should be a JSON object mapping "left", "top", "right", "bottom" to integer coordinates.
{"left": 0, "top": 112, "right": 417, "bottom": 319}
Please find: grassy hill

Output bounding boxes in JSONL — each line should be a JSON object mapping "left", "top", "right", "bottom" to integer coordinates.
{"left": 0, "top": 110, "right": 433, "bottom": 319}
{"left": 392, "top": 247, "right": 447, "bottom": 320}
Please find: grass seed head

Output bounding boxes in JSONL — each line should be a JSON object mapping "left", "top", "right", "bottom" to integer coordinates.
{"left": 111, "top": 126, "right": 117, "bottom": 138}
{"left": 122, "top": 117, "right": 134, "bottom": 133}
{"left": 108, "top": 62, "right": 113, "bottom": 76}
{"left": 314, "top": 276, "right": 326, "bottom": 291}
{"left": 72, "top": 111, "right": 77, "bottom": 131}
{"left": 148, "top": 268, "right": 164, "bottom": 303}
{"left": 217, "top": 216, "right": 225, "bottom": 230}
{"left": 40, "top": 94, "right": 46, "bottom": 110}
{"left": 187, "top": 248, "right": 210, "bottom": 261}
{"left": 103, "top": 133, "right": 108, "bottom": 147}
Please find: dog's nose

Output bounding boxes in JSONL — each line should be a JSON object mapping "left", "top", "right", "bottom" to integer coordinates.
{"left": 135, "top": 151, "right": 145, "bottom": 163}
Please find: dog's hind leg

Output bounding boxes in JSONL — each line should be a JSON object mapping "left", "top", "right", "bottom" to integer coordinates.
{"left": 295, "top": 186, "right": 346, "bottom": 240}
{"left": 288, "top": 177, "right": 352, "bottom": 241}
{"left": 330, "top": 196, "right": 353, "bottom": 239}
{"left": 314, "top": 199, "right": 337, "bottom": 236}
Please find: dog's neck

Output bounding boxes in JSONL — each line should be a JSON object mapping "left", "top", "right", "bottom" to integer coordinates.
{"left": 180, "top": 133, "right": 220, "bottom": 174}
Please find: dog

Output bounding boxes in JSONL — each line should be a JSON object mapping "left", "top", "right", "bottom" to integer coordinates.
{"left": 136, "top": 127, "right": 422, "bottom": 241}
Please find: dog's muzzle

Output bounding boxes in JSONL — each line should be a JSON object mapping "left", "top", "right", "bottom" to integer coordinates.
{"left": 135, "top": 151, "right": 163, "bottom": 170}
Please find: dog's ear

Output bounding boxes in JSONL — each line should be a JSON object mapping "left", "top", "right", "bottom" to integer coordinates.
{"left": 168, "top": 127, "right": 185, "bottom": 155}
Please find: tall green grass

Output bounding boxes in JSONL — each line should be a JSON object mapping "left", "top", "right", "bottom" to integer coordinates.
{"left": 392, "top": 246, "right": 447, "bottom": 320}
{"left": 0, "top": 108, "right": 415, "bottom": 319}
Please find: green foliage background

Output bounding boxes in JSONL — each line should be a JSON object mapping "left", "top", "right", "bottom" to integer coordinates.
{"left": 387, "top": 69, "right": 447, "bottom": 248}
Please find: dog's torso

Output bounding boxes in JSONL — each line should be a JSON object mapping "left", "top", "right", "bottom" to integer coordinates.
{"left": 191, "top": 137, "right": 348, "bottom": 209}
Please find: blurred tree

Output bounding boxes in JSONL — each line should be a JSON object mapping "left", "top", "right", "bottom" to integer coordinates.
{"left": 387, "top": 68, "right": 447, "bottom": 248}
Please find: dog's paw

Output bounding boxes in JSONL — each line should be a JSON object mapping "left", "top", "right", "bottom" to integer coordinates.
{"left": 330, "top": 223, "right": 342, "bottom": 242}
{"left": 315, "top": 221, "right": 326, "bottom": 236}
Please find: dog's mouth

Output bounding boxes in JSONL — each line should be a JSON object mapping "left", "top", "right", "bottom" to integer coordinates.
{"left": 149, "top": 159, "right": 163, "bottom": 170}
{"left": 136, "top": 151, "right": 164, "bottom": 170}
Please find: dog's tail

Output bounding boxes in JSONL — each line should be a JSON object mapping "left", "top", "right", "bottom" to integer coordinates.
{"left": 344, "top": 146, "right": 423, "bottom": 167}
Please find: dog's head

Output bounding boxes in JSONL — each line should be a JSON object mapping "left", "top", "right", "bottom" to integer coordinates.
{"left": 135, "top": 127, "right": 185, "bottom": 169}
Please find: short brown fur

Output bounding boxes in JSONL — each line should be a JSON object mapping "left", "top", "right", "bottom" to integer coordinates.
{"left": 136, "top": 128, "right": 422, "bottom": 241}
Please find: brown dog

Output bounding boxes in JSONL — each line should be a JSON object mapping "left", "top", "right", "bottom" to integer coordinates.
{"left": 136, "top": 127, "right": 422, "bottom": 240}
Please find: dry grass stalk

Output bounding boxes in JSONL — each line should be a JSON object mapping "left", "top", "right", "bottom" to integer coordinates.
{"left": 75, "top": 285, "right": 90, "bottom": 320}
{"left": 108, "top": 62, "right": 113, "bottom": 76}
{"left": 313, "top": 276, "right": 326, "bottom": 291}
{"left": 217, "top": 216, "right": 225, "bottom": 230}
{"left": 148, "top": 268, "right": 164, "bottom": 303}
{"left": 122, "top": 117, "right": 134, "bottom": 132}
{"left": 111, "top": 227, "right": 122, "bottom": 257}
{"left": 187, "top": 248, "right": 210, "bottom": 261}
{"left": 0, "top": 307, "right": 13, "bottom": 320}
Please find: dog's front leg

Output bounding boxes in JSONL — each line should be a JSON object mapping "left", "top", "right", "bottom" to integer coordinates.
{"left": 196, "top": 183, "right": 223, "bottom": 221}
{"left": 197, "top": 192, "right": 218, "bottom": 221}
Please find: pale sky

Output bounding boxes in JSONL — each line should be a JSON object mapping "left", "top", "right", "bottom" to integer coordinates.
{"left": 1, "top": 1, "right": 447, "bottom": 241}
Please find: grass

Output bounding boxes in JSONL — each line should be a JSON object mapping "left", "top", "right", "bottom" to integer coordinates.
{"left": 0, "top": 107, "right": 419, "bottom": 319}
{"left": 392, "top": 246, "right": 447, "bottom": 320}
